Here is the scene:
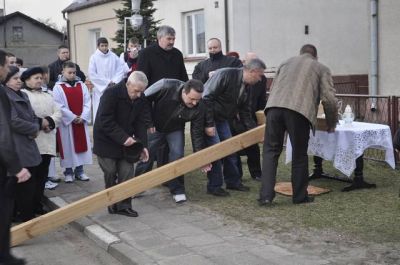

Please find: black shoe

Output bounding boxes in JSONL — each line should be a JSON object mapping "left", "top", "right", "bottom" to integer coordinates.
{"left": 0, "top": 255, "right": 26, "bottom": 265}
{"left": 115, "top": 208, "right": 138, "bottom": 217}
{"left": 207, "top": 188, "right": 230, "bottom": 197}
{"left": 252, "top": 176, "right": 261, "bottom": 181}
{"left": 257, "top": 198, "right": 273, "bottom": 207}
{"left": 226, "top": 183, "right": 250, "bottom": 192}
{"left": 107, "top": 205, "right": 116, "bottom": 214}
{"left": 293, "top": 196, "right": 315, "bottom": 204}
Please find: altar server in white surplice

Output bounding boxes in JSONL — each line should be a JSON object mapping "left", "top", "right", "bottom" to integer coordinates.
{"left": 88, "top": 37, "right": 126, "bottom": 121}
{"left": 53, "top": 61, "right": 93, "bottom": 183}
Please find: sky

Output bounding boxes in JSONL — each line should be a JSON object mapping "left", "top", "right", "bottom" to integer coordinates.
{"left": 4, "top": 0, "right": 73, "bottom": 29}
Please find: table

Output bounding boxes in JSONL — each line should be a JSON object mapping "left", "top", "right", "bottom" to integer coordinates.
{"left": 285, "top": 122, "right": 395, "bottom": 183}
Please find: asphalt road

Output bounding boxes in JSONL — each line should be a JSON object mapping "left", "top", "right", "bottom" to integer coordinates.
{"left": 11, "top": 225, "right": 122, "bottom": 265}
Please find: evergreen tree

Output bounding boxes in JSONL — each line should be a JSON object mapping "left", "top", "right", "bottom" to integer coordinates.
{"left": 113, "top": 0, "right": 160, "bottom": 55}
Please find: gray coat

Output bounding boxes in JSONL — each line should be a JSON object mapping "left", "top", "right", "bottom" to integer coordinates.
{"left": 266, "top": 53, "right": 338, "bottom": 131}
{"left": 5, "top": 87, "right": 41, "bottom": 167}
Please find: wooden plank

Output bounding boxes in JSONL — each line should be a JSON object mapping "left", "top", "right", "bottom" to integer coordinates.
{"left": 11, "top": 125, "right": 265, "bottom": 246}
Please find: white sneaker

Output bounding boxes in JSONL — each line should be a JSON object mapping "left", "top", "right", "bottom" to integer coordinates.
{"left": 45, "top": 180, "right": 58, "bottom": 190}
{"left": 48, "top": 176, "right": 61, "bottom": 183}
{"left": 173, "top": 194, "right": 187, "bottom": 203}
{"left": 64, "top": 174, "right": 75, "bottom": 183}
{"left": 76, "top": 173, "right": 90, "bottom": 181}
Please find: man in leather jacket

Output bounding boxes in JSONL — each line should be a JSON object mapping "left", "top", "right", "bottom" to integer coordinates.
{"left": 203, "top": 58, "right": 266, "bottom": 196}
{"left": 135, "top": 79, "right": 211, "bottom": 203}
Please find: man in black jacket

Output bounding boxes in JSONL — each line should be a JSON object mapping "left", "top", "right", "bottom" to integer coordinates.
{"left": 135, "top": 79, "right": 211, "bottom": 203}
{"left": 203, "top": 58, "right": 266, "bottom": 196}
{"left": 0, "top": 49, "right": 31, "bottom": 265}
{"left": 48, "top": 45, "right": 86, "bottom": 89}
{"left": 93, "top": 71, "right": 150, "bottom": 217}
{"left": 192, "top": 38, "right": 242, "bottom": 84}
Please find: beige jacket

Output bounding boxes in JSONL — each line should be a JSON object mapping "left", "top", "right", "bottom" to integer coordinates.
{"left": 22, "top": 89, "right": 62, "bottom": 156}
{"left": 266, "top": 53, "right": 337, "bottom": 130}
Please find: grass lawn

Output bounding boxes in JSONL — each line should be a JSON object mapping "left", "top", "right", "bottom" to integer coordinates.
{"left": 184, "top": 143, "right": 400, "bottom": 244}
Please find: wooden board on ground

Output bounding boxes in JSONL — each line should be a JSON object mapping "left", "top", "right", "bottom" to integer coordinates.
{"left": 11, "top": 125, "right": 265, "bottom": 246}
{"left": 275, "top": 182, "right": 330, "bottom": 196}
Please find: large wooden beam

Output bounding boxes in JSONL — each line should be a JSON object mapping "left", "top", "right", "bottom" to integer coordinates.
{"left": 11, "top": 125, "right": 265, "bottom": 246}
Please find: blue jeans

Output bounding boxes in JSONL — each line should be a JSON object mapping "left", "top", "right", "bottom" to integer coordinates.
{"left": 206, "top": 120, "right": 241, "bottom": 191}
{"left": 64, "top": 165, "right": 84, "bottom": 177}
{"left": 135, "top": 130, "right": 185, "bottom": 194}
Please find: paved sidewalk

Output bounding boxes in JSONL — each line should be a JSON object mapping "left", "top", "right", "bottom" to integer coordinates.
{"left": 42, "top": 158, "right": 332, "bottom": 265}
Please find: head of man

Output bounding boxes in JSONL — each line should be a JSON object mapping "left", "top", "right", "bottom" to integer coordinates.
{"left": 0, "top": 50, "right": 10, "bottom": 82}
{"left": 127, "top": 37, "right": 141, "bottom": 58}
{"left": 16, "top": 58, "right": 23, "bottom": 68}
{"left": 62, "top": 61, "right": 77, "bottom": 82}
{"left": 57, "top": 45, "right": 70, "bottom": 62}
{"left": 41, "top": 65, "right": 50, "bottom": 85}
{"left": 126, "top": 71, "right": 148, "bottom": 100}
{"left": 97, "top": 37, "right": 109, "bottom": 54}
{"left": 181, "top": 79, "right": 203, "bottom": 108}
{"left": 7, "top": 53, "right": 17, "bottom": 66}
{"left": 157, "top": 26, "right": 176, "bottom": 51}
{"left": 244, "top": 52, "right": 258, "bottom": 65}
{"left": 207, "top": 38, "right": 222, "bottom": 55}
{"left": 242, "top": 58, "right": 266, "bottom": 85}
{"left": 300, "top": 44, "right": 318, "bottom": 59}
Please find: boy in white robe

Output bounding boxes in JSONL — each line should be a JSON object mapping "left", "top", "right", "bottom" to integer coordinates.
{"left": 53, "top": 61, "right": 93, "bottom": 183}
{"left": 88, "top": 37, "right": 126, "bottom": 122}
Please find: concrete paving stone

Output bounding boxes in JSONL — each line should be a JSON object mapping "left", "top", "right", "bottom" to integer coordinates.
{"left": 109, "top": 242, "right": 156, "bottom": 265}
{"left": 84, "top": 224, "right": 120, "bottom": 250}
{"left": 192, "top": 242, "right": 247, "bottom": 257}
{"left": 49, "top": 182, "right": 85, "bottom": 195}
{"left": 142, "top": 243, "right": 194, "bottom": 261}
{"left": 119, "top": 230, "right": 176, "bottom": 251}
{"left": 174, "top": 233, "right": 224, "bottom": 248}
{"left": 157, "top": 254, "right": 216, "bottom": 265}
{"left": 98, "top": 217, "right": 152, "bottom": 234}
{"left": 158, "top": 224, "right": 206, "bottom": 238}
{"left": 60, "top": 190, "right": 91, "bottom": 203}
{"left": 138, "top": 212, "right": 186, "bottom": 230}
{"left": 209, "top": 251, "right": 272, "bottom": 265}
{"left": 132, "top": 202, "right": 161, "bottom": 214}
{"left": 191, "top": 219, "right": 227, "bottom": 231}
{"left": 248, "top": 244, "right": 295, "bottom": 258}
{"left": 269, "top": 254, "right": 331, "bottom": 265}
{"left": 227, "top": 235, "right": 268, "bottom": 250}
{"left": 207, "top": 227, "right": 244, "bottom": 239}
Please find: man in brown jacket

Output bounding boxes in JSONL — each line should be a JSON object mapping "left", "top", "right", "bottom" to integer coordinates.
{"left": 259, "top": 44, "right": 337, "bottom": 205}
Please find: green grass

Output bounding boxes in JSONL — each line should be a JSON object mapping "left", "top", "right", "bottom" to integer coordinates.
{"left": 184, "top": 143, "right": 400, "bottom": 243}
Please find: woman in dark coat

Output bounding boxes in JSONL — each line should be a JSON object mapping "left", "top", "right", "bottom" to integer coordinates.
{"left": 3, "top": 66, "right": 42, "bottom": 221}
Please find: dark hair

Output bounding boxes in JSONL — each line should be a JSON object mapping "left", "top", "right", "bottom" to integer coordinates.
{"left": 128, "top": 37, "right": 139, "bottom": 44}
{"left": 6, "top": 52, "right": 15, "bottom": 57}
{"left": 62, "top": 61, "right": 76, "bottom": 69}
{"left": 58, "top": 45, "right": 69, "bottom": 50}
{"left": 97, "top": 37, "right": 108, "bottom": 47}
{"left": 244, "top": 58, "right": 266, "bottom": 71}
{"left": 16, "top": 58, "right": 23, "bottom": 66}
{"left": 226, "top": 51, "right": 240, "bottom": 59}
{"left": 0, "top": 50, "right": 7, "bottom": 66}
{"left": 183, "top": 79, "right": 204, "bottom": 94}
{"left": 300, "top": 44, "right": 317, "bottom": 58}
{"left": 40, "top": 65, "right": 49, "bottom": 74}
{"left": 3, "top": 66, "right": 19, "bottom": 85}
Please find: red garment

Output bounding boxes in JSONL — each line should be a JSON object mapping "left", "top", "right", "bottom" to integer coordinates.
{"left": 60, "top": 83, "right": 88, "bottom": 153}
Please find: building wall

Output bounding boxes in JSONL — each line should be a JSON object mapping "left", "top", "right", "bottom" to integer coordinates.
{"left": 66, "top": 1, "right": 124, "bottom": 74}
{"left": 379, "top": 0, "right": 400, "bottom": 96}
{"left": 0, "top": 16, "right": 64, "bottom": 67}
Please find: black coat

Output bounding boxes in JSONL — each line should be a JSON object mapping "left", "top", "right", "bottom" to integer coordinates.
{"left": 48, "top": 59, "right": 86, "bottom": 89}
{"left": 192, "top": 52, "right": 242, "bottom": 84}
{"left": 203, "top": 68, "right": 256, "bottom": 130}
{"left": 0, "top": 86, "right": 22, "bottom": 177}
{"left": 93, "top": 81, "right": 150, "bottom": 161}
{"left": 137, "top": 43, "right": 188, "bottom": 86}
{"left": 249, "top": 75, "right": 267, "bottom": 116}
{"left": 145, "top": 79, "right": 206, "bottom": 152}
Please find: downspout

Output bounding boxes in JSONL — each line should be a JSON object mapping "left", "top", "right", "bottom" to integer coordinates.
{"left": 224, "top": 0, "right": 229, "bottom": 52}
{"left": 370, "top": 0, "right": 378, "bottom": 110}
{"left": 62, "top": 11, "right": 71, "bottom": 52}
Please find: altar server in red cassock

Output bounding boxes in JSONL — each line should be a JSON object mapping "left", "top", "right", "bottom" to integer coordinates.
{"left": 53, "top": 61, "right": 93, "bottom": 183}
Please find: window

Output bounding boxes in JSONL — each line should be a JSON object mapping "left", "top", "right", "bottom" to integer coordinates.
{"left": 184, "top": 10, "right": 205, "bottom": 56}
{"left": 89, "top": 28, "right": 102, "bottom": 55}
{"left": 12, "top": 26, "right": 23, "bottom": 41}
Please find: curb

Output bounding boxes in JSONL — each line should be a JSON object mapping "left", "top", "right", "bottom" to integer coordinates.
{"left": 44, "top": 196, "right": 150, "bottom": 265}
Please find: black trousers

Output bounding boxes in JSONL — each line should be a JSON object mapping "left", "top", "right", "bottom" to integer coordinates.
{"left": 237, "top": 144, "right": 262, "bottom": 179}
{"left": 33, "top": 155, "right": 52, "bottom": 213}
{"left": 0, "top": 175, "right": 17, "bottom": 261}
{"left": 14, "top": 166, "right": 38, "bottom": 221}
{"left": 259, "top": 108, "right": 310, "bottom": 203}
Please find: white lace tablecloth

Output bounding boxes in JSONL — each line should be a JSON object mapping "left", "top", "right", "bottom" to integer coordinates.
{"left": 286, "top": 122, "right": 395, "bottom": 177}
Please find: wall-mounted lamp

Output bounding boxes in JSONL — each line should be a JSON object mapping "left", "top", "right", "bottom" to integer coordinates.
{"left": 214, "top": 1, "right": 219, "bottom": 8}
{"left": 304, "top": 25, "right": 309, "bottom": 35}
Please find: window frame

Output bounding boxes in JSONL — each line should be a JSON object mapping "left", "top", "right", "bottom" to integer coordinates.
{"left": 183, "top": 10, "right": 206, "bottom": 57}
{"left": 12, "top": 26, "right": 24, "bottom": 41}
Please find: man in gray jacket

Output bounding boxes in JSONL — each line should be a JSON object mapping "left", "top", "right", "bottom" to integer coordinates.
{"left": 259, "top": 44, "right": 337, "bottom": 206}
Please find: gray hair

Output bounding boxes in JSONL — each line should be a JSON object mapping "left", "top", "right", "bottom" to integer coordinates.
{"left": 243, "top": 58, "right": 266, "bottom": 71}
{"left": 157, "top": 25, "right": 175, "bottom": 39}
{"left": 127, "top": 71, "right": 148, "bottom": 88}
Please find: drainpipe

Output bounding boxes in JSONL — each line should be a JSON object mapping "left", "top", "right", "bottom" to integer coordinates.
{"left": 370, "top": 0, "right": 378, "bottom": 111}
{"left": 224, "top": 0, "right": 229, "bottom": 52}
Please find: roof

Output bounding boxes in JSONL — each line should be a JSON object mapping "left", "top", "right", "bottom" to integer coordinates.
{"left": 62, "top": 0, "right": 118, "bottom": 13}
{"left": 0, "top": 11, "right": 64, "bottom": 37}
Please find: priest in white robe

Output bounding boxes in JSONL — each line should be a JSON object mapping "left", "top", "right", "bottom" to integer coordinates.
{"left": 88, "top": 37, "right": 126, "bottom": 121}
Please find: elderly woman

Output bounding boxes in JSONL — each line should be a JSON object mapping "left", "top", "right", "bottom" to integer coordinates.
{"left": 3, "top": 66, "right": 42, "bottom": 222}
{"left": 21, "top": 67, "right": 62, "bottom": 215}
